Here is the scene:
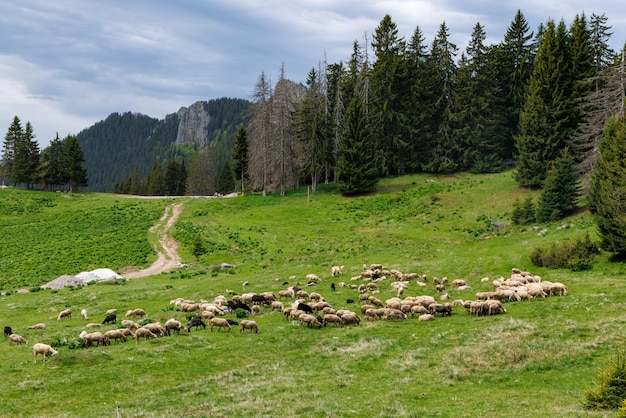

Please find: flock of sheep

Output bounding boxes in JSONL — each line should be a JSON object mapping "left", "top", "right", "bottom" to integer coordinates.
{"left": 3, "top": 263, "right": 567, "bottom": 364}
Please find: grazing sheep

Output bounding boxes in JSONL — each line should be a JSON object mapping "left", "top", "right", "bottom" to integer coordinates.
{"left": 322, "top": 314, "right": 343, "bottom": 327}
{"left": 102, "top": 314, "right": 117, "bottom": 325}
{"left": 200, "top": 310, "right": 215, "bottom": 321}
{"left": 9, "top": 334, "right": 28, "bottom": 345}
{"left": 85, "top": 323, "right": 101, "bottom": 328}
{"left": 28, "top": 323, "right": 46, "bottom": 330}
{"left": 120, "top": 319, "right": 139, "bottom": 330}
{"left": 384, "top": 308, "right": 407, "bottom": 321}
{"left": 435, "top": 284, "right": 446, "bottom": 293}
{"left": 415, "top": 295, "right": 437, "bottom": 307}
{"left": 103, "top": 329, "right": 127, "bottom": 344}
{"left": 125, "top": 308, "right": 146, "bottom": 317}
{"left": 165, "top": 319, "right": 187, "bottom": 335}
{"left": 180, "top": 302, "right": 199, "bottom": 313}
{"left": 143, "top": 322, "right": 166, "bottom": 337}
{"left": 209, "top": 317, "right": 232, "bottom": 332}
{"left": 271, "top": 301, "right": 284, "bottom": 312}
{"left": 418, "top": 314, "right": 435, "bottom": 322}
{"left": 429, "top": 303, "right": 452, "bottom": 317}
{"left": 331, "top": 266, "right": 344, "bottom": 277}
{"left": 187, "top": 317, "right": 206, "bottom": 331}
{"left": 306, "top": 274, "right": 320, "bottom": 282}
{"left": 451, "top": 279, "right": 467, "bottom": 288}
{"left": 33, "top": 343, "right": 58, "bottom": 364}
{"left": 550, "top": 282, "right": 568, "bottom": 296}
{"left": 365, "top": 308, "right": 380, "bottom": 321}
{"left": 251, "top": 305, "right": 261, "bottom": 315}
{"left": 4, "top": 326, "right": 12, "bottom": 337}
{"left": 299, "top": 314, "right": 322, "bottom": 329}
{"left": 82, "top": 331, "right": 109, "bottom": 347}
{"left": 341, "top": 312, "right": 361, "bottom": 326}
{"left": 278, "top": 289, "right": 295, "bottom": 300}
{"left": 296, "top": 302, "right": 314, "bottom": 315}
{"left": 410, "top": 305, "right": 428, "bottom": 317}
{"left": 134, "top": 327, "right": 157, "bottom": 343}
{"left": 105, "top": 309, "right": 118, "bottom": 315}
{"left": 239, "top": 319, "right": 259, "bottom": 333}
{"left": 57, "top": 308, "right": 72, "bottom": 321}
{"left": 119, "top": 328, "right": 135, "bottom": 339}
{"left": 81, "top": 309, "right": 88, "bottom": 321}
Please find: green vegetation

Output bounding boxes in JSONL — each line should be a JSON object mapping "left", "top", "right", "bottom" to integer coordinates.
{"left": 0, "top": 189, "right": 166, "bottom": 289}
{"left": 1, "top": 171, "right": 626, "bottom": 417}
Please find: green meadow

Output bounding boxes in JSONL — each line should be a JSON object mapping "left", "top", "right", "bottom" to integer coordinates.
{"left": 1, "top": 171, "right": 625, "bottom": 417}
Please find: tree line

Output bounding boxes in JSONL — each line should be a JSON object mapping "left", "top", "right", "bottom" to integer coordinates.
{"left": 1, "top": 116, "right": 87, "bottom": 192}
{"left": 235, "top": 11, "right": 623, "bottom": 198}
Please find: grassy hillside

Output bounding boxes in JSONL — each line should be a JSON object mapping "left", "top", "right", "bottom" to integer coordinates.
{"left": 1, "top": 172, "right": 625, "bottom": 417}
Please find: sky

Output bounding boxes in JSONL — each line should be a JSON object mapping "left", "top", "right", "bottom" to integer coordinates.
{"left": 1, "top": 1, "right": 625, "bottom": 149}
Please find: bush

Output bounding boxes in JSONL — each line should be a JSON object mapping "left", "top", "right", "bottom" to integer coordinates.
{"left": 512, "top": 197, "right": 536, "bottom": 225}
{"left": 584, "top": 347, "right": 626, "bottom": 410}
{"left": 530, "top": 233, "right": 599, "bottom": 271}
{"left": 235, "top": 308, "right": 248, "bottom": 319}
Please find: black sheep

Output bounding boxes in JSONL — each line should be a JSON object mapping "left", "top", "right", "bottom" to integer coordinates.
{"left": 102, "top": 314, "right": 117, "bottom": 324}
{"left": 187, "top": 317, "right": 206, "bottom": 331}
{"left": 3, "top": 326, "right": 11, "bottom": 337}
{"left": 227, "top": 300, "right": 251, "bottom": 313}
{"left": 331, "top": 282, "right": 336, "bottom": 291}
{"left": 298, "top": 302, "right": 314, "bottom": 314}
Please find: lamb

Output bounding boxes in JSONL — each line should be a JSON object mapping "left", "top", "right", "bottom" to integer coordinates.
{"left": 418, "top": 314, "right": 435, "bottom": 321}
{"left": 126, "top": 308, "right": 146, "bottom": 317}
{"left": 33, "top": 343, "right": 58, "bottom": 364}
{"left": 80, "top": 309, "right": 88, "bottom": 321}
{"left": 271, "top": 301, "right": 284, "bottom": 312}
{"left": 57, "top": 308, "right": 72, "bottom": 321}
{"left": 251, "top": 305, "right": 261, "bottom": 315}
{"left": 28, "top": 323, "right": 46, "bottom": 330}
{"left": 187, "top": 317, "right": 206, "bottom": 331}
{"left": 82, "top": 331, "right": 109, "bottom": 347}
{"left": 103, "top": 329, "right": 127, "bottom": 344}
{"left": 239, "top": 319, "right": 259, "bottom": 333}
{"left": 134, "top": 327, "right": 157, "bottom": 343}
{"left": 9, "top": 334, "right": 28, "bottom": 345}
{"left": 102, "top": 314, "right": 117, "bottom": 324}
{"left": 85, "top": 323, "right": 101, "bottom": 328}
{"left": 209, "top": 317, "right": 232, "bottom": 332}
{"left": 165, "top": 318, "right": 187, "bottom": 335}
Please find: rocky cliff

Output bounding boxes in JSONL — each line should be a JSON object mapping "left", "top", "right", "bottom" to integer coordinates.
{"left": 175, "top": 101, "right": 211, "bottom": 147}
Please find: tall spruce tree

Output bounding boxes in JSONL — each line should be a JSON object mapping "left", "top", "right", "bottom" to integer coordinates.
{"left": 370, "top": 14, "right": 409, "bottom": 175}
{"left": 515, "top": 19, "right": 572, "bottom": 187}
{"left": 589, "top": 114, "right": 626, "bottom": 254}
{"left": 248, "top": 71, "right": 272, "bottom": 195}
{"left": 147, "top": 161, "right": 166, "bottom": 196}
{"left": 232, "top": 125, "right": 249, "bottom": 194}
{"left": 40, "top": 133, "right": 65, "bottom": 190}
{"left": 62, "top": 134, "right": 88, "bottom": 192}
{"left": 496, "top": 10, "right": 535, "bottom": 162}
{"left": 165, "top": 158, "right": 187, "bottom": 196}
{"left": 2, "top": 116, "right": 23, "bottom": 185}
{"left": 425, "top": 21, "right": 459, "bottom": 173}
{"left": 336, "top": 94, "right": 379, "bottom": 194}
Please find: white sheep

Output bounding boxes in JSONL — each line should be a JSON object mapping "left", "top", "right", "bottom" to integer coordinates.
{"left": 209, "top": 317, "right": 231, "bottom": 332}
{"left": 85, "top": 323, "right": 101, "bottom": 328}
{"left": 120, "top": 319, "right": 140, "bottom": 330}
{"left": 82, "top": 331, "right": 108, "bottom": 347}
{"left": 299, "top": 313, "right": 322, "bottom": 329}
{"left": 27, "top": 323, "right": 46, "bottom": 330}
{"left": 105, "top": 309, "right": 118, "bottom": 315}
{"left": 134, "top": 327, "right": 157, "bottom": 343}
{"left": 103, "top": 329, "right": 127, "bottom": 344}
{"left": 9, "top": 334, "right": 28, "bottom": 345}
{"left": 165, "top": 318, "right": 187, "bottom": 335}
{"left": 322, "top": 314, "right": 343, "bottom": 327}
{"left": 57, "top": 308, "right": 72, "bottom": 321}
{"left": 331, "top": 266, "right": 344, "bottom": 277}
{"left": 418, "top": 314, "right": 435, "bottom": 322}
{"left": 33, "top": 343, "right": 58, "bottom": 364}
{"left": 340, "top": 312, "right": 361, "bottom": 326}
{"left": 81, "top": 309, "right": 88, "bottom": 321}
{"left": 239, "top": 319, "right": 258, "bottom": 333}
{"left": 125, "top": 308, "right": 146, "bottom": 317}
{"left": 142, "top": 322, "right": 166, "bottom": 337}
{"left": 271, "top": 301, "right": 284, "bottom": 312}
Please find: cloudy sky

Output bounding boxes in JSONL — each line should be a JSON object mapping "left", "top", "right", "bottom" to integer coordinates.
{"left": 1, "top": 1, "right": 625, "bottom": 148}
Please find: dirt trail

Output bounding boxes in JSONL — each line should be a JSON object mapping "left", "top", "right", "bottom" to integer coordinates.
{"left": 121, "top": 203, "right": 184, "bottom": 279}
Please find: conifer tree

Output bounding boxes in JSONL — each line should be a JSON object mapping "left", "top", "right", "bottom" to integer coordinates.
{"left": 147, "top": 162, "right": 166, "bottom": 196}
{"left": 40, "top": 133, "right": 65, "bottom": 190}
{"left": 336, "top": 94, "right": 379, "bottom": 194}
{"left": 62, "top": 134, "right": 88, "bottom": 192}
{"left": 2, "top": 116, "right": 23, "bottom": 185}
{"left": 232, "top": 125, "right": 249, "bottom": 193}
{"left": 216, "top": 159, "right": 235, "bottom": 194}
{"left": 536, "top": 149, "right": 580, "bottom": 222}
{"left": 589, "top": 115, "right": 626, "bottom": 254}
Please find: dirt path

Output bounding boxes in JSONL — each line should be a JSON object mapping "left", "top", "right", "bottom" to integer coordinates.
{"left": 121, "top": 203, "right": 185, "bottom": 279}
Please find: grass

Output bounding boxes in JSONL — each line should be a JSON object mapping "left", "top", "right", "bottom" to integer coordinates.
{"left": 1, "top": 171, "right": 625, "bottom": 417}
